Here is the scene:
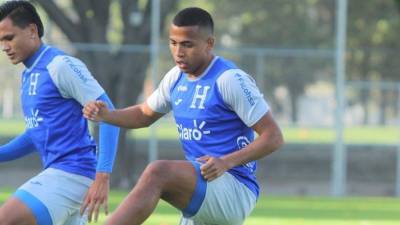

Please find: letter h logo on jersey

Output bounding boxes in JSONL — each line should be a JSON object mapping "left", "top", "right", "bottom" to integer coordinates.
{"left": 190, "top": 85, "right": 210, "bottom": 109}
{"left": 28, "top": 73, "right": 40, "bottom": 96}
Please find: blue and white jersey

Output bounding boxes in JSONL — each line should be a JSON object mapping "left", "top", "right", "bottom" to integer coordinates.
{"left": 21, "top": 44, "right": 104, "bottom": 179}
{"left": 147, "top": 56, "right": 269, "bottom": 197}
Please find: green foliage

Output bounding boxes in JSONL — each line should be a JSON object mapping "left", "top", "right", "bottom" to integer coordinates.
{"left": 176, "top": 0, "right": 400, "bottom": 124}
{"left": 347, "top": 0, "right": 400, "bottom": 82}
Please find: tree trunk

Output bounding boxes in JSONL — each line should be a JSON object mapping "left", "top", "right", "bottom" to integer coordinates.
{"left": 359, "top": 51, "right": 371, "bottom": 124}
{"left": 379, "top": 89, "right": 388, "bottom": 125}
{"left": 112, "top": 129, "right": 138, "bottom": 188}
{"left": 288, "top": 86, "right": 300, "bottom": 124}
{"left": 34, "top": 0, "right": 178, "bottom": 187}
{"left": 360, "top": 88, "right": 370, "bottom": 124}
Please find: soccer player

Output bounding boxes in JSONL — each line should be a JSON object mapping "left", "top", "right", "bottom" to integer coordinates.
{"left": 84, "top": 7, "right": 283, "bottom": 225}
{"left": 0, "top": 1, "right": 119, "bottom": 225}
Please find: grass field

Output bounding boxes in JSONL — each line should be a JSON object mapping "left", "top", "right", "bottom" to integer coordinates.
{"left": 1, "top": 118, "right": 398, "bottom": 144}
{"left": 2, "top": 119, "right": 399, "bottom": 224}
{"left": 1, "top": 189, "right": 400, "bottom": 224}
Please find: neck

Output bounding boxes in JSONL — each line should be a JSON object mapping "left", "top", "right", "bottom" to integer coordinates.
{"left": 29, "top": 40, "right": 43, "bottom": 57}
{"left": 188, "top": 54, "right": 214, "bottom": 78}
{"left": 23, "top": 40, "right": 45, "bottom": 68}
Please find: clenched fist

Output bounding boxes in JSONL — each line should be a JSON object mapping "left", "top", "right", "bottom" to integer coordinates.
{"left": 83, "top": 101, "right": 109, "bottom": 122}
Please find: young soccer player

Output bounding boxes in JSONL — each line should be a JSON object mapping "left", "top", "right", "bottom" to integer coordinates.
{"left": 0, "top": 1, "right": 119, "bottom": 224}
{"left": 84, "top": 7, "right": 283, "bottom": 225}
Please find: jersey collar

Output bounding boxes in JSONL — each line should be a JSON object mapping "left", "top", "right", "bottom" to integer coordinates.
{"left": 23, "top": 44, "right": 50, "bottom": 71}
{"left": 185, "top": 56, "right": 219, "bottom": 82}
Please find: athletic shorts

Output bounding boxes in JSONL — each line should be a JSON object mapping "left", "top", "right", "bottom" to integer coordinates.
{"left": 180, "top": 162, "right": 257, "bottom": 225}
{"left": 13, "top": 168, "right": 93, "bottom": 225}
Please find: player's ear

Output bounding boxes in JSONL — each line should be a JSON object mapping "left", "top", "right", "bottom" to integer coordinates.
{"left": 27, "top": 23, "right": 38, "bottom": 39}
{"left": 207, "top": 37, "right": 215, "bottom": 50}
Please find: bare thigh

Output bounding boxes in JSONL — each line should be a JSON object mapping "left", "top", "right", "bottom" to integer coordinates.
{"left": 142, "top": 160, "right": 198, "bottom": 209}
{"left": 0, "top": 197, "right": 37, "bottom": 225}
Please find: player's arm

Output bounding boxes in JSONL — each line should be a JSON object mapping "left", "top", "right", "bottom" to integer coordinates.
{"left": 95, "top": 93, "right": 120, "bottom": 174}
{"left": 83, "top": 66, "right": 180, "bottom": 129}
{"left": 47, "top": 55, "right": 120, "bottom": 222}
{"left": 220, "top": 111, "right": 283, "bottom": 168}
{"left": 83, "top": 100, "right": 164, "bottom": 129}
{"left": 0, "top": 131, "right": 36, "bottom": 162}
{"left": 199, "top": 70, "right": 284, "bottom": 181}
{"left": 80, "top": 93, "right": 121, "bottom": 222}
{"left": 200, "top": 112, "right": 283, "bottom": 181}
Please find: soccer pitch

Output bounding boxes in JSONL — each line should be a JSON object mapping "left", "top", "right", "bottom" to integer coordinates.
{"left": 1, "top": 189, "right": 400, "bottom": 225}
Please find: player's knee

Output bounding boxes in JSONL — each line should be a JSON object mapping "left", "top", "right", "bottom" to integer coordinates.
{"left": 143, "top": 160, "right": 172, "bottom": 183}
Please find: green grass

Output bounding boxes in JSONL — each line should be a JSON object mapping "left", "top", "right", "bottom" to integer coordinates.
{"left": 281, "top": 126, "right": 400, "bottom": 144}
{"left": 131, "top": 122, "right": 400, "bottom": 145}
{"left": 1, "top": 189, "right": 400, "bottom": 224}
{"left": 0, "top": 119, "right": 26, "bottom": 137}
{"left": 1, "top": 118, "right": 399, "bottom": 144}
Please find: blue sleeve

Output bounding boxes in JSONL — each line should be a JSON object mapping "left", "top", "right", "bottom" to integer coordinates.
{"left": 0, "top": 132, "right": 36, "bottom": 162}
{"left": 96, "top": 93, "right": 120, "bottom": 173}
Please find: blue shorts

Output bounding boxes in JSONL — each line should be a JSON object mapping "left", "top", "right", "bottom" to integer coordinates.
{"left": 14, "top": 168, "right": 93, "bottom": 225}
{"left": 180, "top": 162, "right": 256, "bottom": 225}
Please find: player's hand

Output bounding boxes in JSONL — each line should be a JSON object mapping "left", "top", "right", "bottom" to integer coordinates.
{"left": 83, "top": 100, "right": 109, "bottom": 122}
{"left": 80, "top": 172, "right": 110, "bottom": 223}
{"left": 197, "top": 155, "right": 230, "bottom": 181}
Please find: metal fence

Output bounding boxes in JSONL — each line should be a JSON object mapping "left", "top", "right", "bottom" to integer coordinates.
{"left": 1, "top": 0, "right": 400, "bottom": 196}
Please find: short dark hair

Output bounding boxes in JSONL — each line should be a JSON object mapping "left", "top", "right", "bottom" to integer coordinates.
{"left": 173, "top": 7, "right": 214, "bottom": 34}
{"left": 0, "top": 0, "right": 44, "bottom": 37}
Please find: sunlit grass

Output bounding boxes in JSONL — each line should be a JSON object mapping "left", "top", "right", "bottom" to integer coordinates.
{"left": 282, "top": 126, "right": 400, "bottom": 144}
{"left": 1, "top": 119, "right": 399, "bottom": 145}
{"left": 1, "top": 189, "right": 400, "bottom": 225}
{"left": 0, "top": 119, "right": 25, "bottom": 136}
{"left": 131, "top": 123, "right": 400, "bottom": 145}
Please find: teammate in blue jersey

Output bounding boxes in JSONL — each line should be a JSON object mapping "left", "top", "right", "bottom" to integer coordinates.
{"left": 84, "top": 7, "right": 283, "bottom": 225}
{"left": 0, "top": 1, "right": 119, "bottom": 225}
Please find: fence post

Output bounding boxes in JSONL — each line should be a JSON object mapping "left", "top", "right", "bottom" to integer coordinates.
{"left": 396, "top": 84, "right": 400, "bottom": 197}
{"left": 148, "top": 0, "right": 161, "bottom": 163}
{"left": 255, "top": 51, "right": 265, "bottom": 92}
{"left": 332, "top": 0, "right": 348, "bottom": 196}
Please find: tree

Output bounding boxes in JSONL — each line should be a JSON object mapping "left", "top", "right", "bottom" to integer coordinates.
{"left": 209, "top": 0, "right": 335, "bottom": 123}
{"left": 346, "top": 0, "right": 400, "bottom": 124}
{"left": 33, "top": 0, "right": 178, "bottom": 187}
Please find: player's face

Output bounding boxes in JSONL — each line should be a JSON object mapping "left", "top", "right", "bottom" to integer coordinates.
{"left": 169, "top": 24, "right": 214, "bottom": 77}
{"left": 0, "top": 17, "right": 38, "bottom": 64}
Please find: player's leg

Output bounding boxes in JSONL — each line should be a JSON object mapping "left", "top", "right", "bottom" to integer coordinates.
{"left": 179, "top": 172, "right": 257, "bottom": 225}
{"left": 0, "top": 197, "right": 38, "bottom": 225}
{"left": 105, "top": 160, "right": 202, "bottom": 225}
{"left": 11, "top": 168, "right": 92, "bottom": 225}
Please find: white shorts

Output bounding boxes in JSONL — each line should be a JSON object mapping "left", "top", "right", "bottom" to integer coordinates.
{"left": 180, "top": 162, "right": 257, "bottom": 225}
{"left": 14, "top": 168, "right": 93, "bottom": 225}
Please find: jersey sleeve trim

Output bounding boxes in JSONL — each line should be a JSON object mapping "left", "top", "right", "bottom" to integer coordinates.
{"left": 146, "top": 66, "right": 181, "bottom": 113}
{"left": 216, "top": 69, "right": 270, "bottom": 127}
{"left": 47, "top": 55, "right": 105, "bottom": 106}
